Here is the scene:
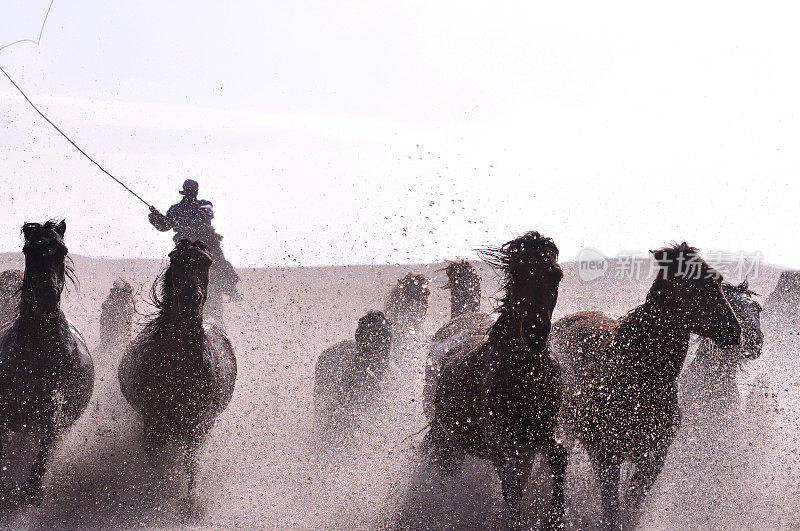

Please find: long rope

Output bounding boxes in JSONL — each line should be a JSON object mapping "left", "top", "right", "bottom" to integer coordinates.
{"left": 0, "top": 0, "right": 153, "bottom": 209}
{"left": 0, "top": 0, "right": 55, "bottom": 53}
{"left": 0, "top": 65, "right": 153, "bottom": 208}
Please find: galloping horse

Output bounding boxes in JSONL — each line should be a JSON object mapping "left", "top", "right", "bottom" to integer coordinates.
{"left": 0, "top": 221, "right": 94, "bottom": 504}
{"left": 384, "top": 273, "right": 430, "bottom": 344}
{"left": 551, "top": 243, "right": 741, "bottom": 529}
{"left": 99, "top": 278, "right": 136, "bottom": 355}
{"left": 424, "top": 232, "right": 567, "bottom": 529}
{"left": 761, "top": 269, "right": 800, "bottom": 333}
{"left": 679, "top": 279, "right": 763, "bottom": 425}
{"left": 118, "top": 240, "right": 236, "bottom": 495}
{"left": 313, "top": 311, "right": 392, "bottom": 448}
{"left": 423, "top": 260, "right": 493, "bottom": 421}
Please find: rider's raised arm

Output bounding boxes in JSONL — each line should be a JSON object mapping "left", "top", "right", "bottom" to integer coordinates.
{"left": 148, "top": 206, "right": 172, "bottom": 232}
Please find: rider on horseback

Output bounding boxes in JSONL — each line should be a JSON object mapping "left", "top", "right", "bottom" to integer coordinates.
{"left": 148, "top": 179, "right": 243, "bottom": 301}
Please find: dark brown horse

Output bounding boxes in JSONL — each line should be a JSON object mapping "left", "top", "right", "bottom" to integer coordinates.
{"left": 679, "top": 279, "right": 763, "bottom": 425}
{"left": 313, "top": 311, "right": 392, "bottom": 448}
{"left": 384, "top": 272, "right": 430, "bottom": 345}
{"left": 0, "top": 221, "right": 94, "bottom": 504}
{"left": 118, "top": 240, "right": 236, "bottom": 496}
{"left": 551, "top": 243, "right": 741, "bottom": 530}
{"left": 761, "top": 269, "right": 800, "bottom": 333}
{"left": 99, "top": 278, "right": 135, "bottom": 354}
{"left": 423, "top": 260, "right": 493, "bottom": 421}
{"left": 424, "top": 232, "right": 566, "bottom": 529}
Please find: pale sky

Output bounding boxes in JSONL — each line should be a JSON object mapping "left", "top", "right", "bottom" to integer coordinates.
{"left": 1, "top": 1, "right": 799, "bottom": 267}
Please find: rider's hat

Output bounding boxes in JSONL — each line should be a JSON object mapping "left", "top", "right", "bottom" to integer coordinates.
{"left": 180, "top": 179, "right": 199, "bottom": 196}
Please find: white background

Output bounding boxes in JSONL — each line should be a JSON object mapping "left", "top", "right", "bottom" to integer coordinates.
{"left": 1, "top": 1, "right": 798, "bottom": 267}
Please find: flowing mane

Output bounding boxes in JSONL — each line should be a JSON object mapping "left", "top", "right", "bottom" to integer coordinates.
{"left": 645, "top": 242, "right": 716, "bottom": 304}
{"left": 480, "top": 231, "right": 559, "bottom": 344}
{"left": 442, "top": 260, "right": 481, "bottom": 318}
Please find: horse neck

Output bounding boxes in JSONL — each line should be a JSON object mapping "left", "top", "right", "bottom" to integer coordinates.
{"left": 616, "top": 298, "right": 691, "bottom": 383}
{"left": 488, "top": 308, "right": 550, "bottom": 370}
{"left": 158, "top": 301, "right": 205, "bottom": 351}
{"left": 450, "top": 290, "right": 479, "bottom": 319}
{"left": 17, "top": 266, "right": 64, "bottom": 334}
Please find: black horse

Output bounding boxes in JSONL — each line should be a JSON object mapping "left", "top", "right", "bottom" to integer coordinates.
{"left": 679, "top": 279, "right": 763, "bottom": 425}
{"left": 423, "top": 232, "right": 566, "bottom": 529}
{"left": 313, "top": 311, "right": 392, "bottom": 449}
{"left": 423, "top": 260, "right": 493, "bottom": 421}
{"left": 118, "top": 240, "right": 236, "bottom": 496}
{"left": 99, "top": 278, "right": 136, "bottom": 355}
{"left": 551, "top": 243, "right": 741, "bottom": 529}
{"left": 0, "top": 220, "right": 94, "bottom": 504}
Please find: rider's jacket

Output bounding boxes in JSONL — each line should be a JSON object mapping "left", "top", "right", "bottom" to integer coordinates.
{"left": 149, "top": 197, "right": 218, "bottom": 243}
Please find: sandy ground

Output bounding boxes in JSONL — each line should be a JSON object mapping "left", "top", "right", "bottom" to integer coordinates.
{"left": 0, "top": 252, "right": 797, "bottom": 529}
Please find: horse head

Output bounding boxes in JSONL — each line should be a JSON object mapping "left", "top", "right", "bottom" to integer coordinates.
{"left": 355, "top": 311, "right": 392, "bottom": 365}
{"left": 722, "top": 279, "right": 763, "bottom": 361}
{"left": 648, "top": 243, "right": 741, "bottom": 348}
{"left": 442, "top": 260, "right": 481, "bottom": 318}
{"left": 385, "top": 273, "right": 430, "bottom": 334}
{"left": 21, "top": 220, "right": 71, "bottom": 317}
{"left": 166, "top": 240, "right": 213, "bottom": 320}
{"left": 101, "top": 277, "right": 136, "bottom": 344}
{"left": 484, "top": 231, "right": 563, "bottom": 352}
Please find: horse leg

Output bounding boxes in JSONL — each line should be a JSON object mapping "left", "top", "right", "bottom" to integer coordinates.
{"left": 589, "top": 451, "right": 622, "bottom": 531}
{"left": 486, "top": 432, "right": 526, "bottom": 527}
{"left": 0, "top": 423, "right": 6, "bottom": 499}
{"left": 421, "top": 422, "right": 463, "bottom": 475}
{"left": 543, "top": 438, "right": 568, "bottom": 530}
{"left": 20, "top": 421, "right": 55, "bottom": 506}
{"left": 514, "top": 447, "right": 534, "bottom": 496}
{"left": 184, "top": 426, "right": 208, "bottom": 497}
{"left": 624, "top": 446, "right": 668, "bottom": 528}
{"left": 184, "top": 441, "right": 199, "bottom": 496}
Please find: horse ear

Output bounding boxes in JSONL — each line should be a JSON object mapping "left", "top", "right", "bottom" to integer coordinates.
{"left": 739, "top": 277, "right": 750, "bottom": 291}
{"left": 55, "top": 220, "right": 66, "bottom": 238}
{"left": 650, "top": 249, "right": 674, "bottom": 280}
{"left": 22, "top": 223, "right": 37, "bottom": 241}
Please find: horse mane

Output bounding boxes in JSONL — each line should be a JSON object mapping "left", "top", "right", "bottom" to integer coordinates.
{"left": 384, "top": 273, "right": 429, "bottom": 316}
{"left": 724, "top": 279, "right": 759, "bottom": 298}
{"left": 441, "top": 260, "right": 479, "bottom": 289}
{"left": 644, "top": 242, "right": 718, "bottom": 306}
{"left": 388, "top": 273, "right": 428, "bottom": 298}
{"left": 480, "top": 231, "right": 559, "bottom": 343}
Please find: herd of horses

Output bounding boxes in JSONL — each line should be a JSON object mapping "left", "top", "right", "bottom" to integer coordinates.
{"left": 0, "top": 219, "right": 785, "bottom": 529}
{"left": 314, "top": 233, "right": 774, "bottom": 529}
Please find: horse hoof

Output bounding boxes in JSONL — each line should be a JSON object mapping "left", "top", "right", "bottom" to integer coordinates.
{"left": 180, "top": 494, "right": 206, "bottom": 519}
